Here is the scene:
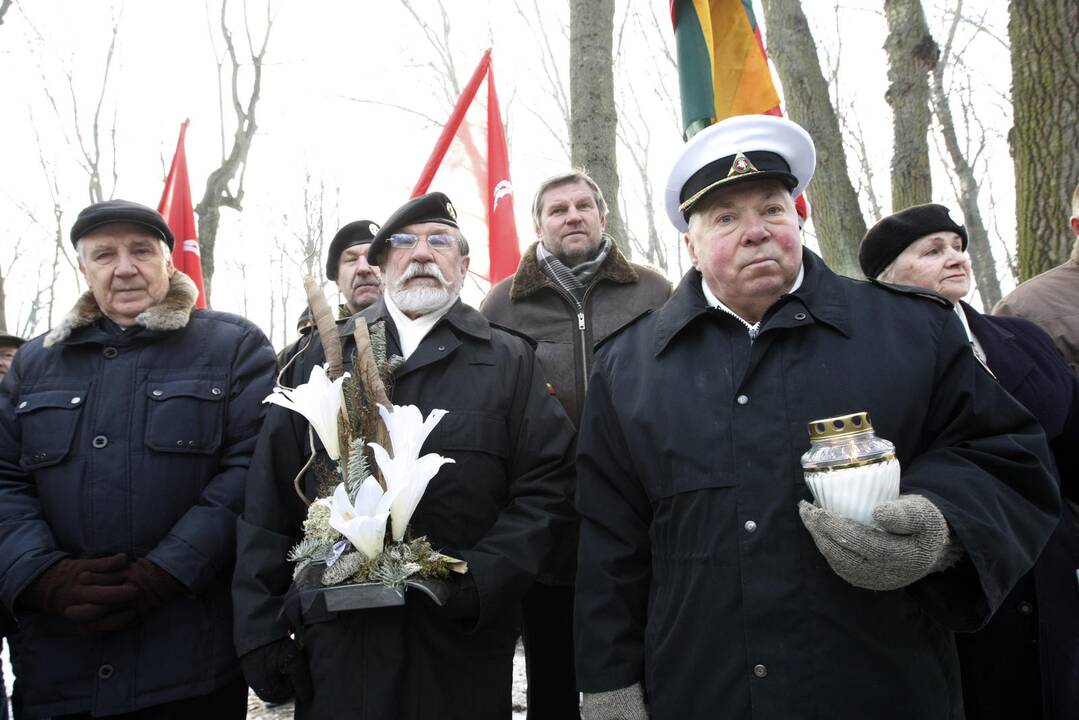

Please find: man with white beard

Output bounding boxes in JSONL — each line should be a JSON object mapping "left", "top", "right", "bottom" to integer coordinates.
{"left": 234, "top": 192, "right": 577, "bottom": 719}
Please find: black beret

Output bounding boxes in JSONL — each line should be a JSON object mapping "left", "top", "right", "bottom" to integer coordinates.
{"left": 859, "top": 203, "right": 968, "bottom": 280}
{"left": 367, "top": 192, "right": 459, "bottom": 265}
{"left": 326, "top": 220, "right": 381, "bottom": 281}
{"left": 0, "top": 333, "right": 25, "bottom": 349}
{"left": 70, "top": 199, "right": 175, "bottom": 250}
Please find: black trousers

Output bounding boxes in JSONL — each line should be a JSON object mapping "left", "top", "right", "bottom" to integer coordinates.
{"left": 521, "top": 583, "right": 580, "bottom": 720}
{"left": 48, "top": 677, "right": 247, "bottom": 720}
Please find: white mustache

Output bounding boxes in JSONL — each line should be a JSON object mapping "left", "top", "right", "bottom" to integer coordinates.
{"left": 397, "top": 262, "right": 448, "bottom": 287}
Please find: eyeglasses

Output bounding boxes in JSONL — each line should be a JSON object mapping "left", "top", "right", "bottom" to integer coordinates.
{"left": 388, "top": 233, "right": 456, "bottom": 251}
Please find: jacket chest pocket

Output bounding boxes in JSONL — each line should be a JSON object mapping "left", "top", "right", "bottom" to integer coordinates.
{"left": 16, "top": 386, "right": 91, "bottom": 470}
{"left": 145, "top": 376, "right": 227, "bottom": 454}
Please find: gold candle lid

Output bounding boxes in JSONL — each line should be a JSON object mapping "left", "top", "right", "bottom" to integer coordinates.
{"left": 807, "top": 411, "right": 874, "bottom": 440}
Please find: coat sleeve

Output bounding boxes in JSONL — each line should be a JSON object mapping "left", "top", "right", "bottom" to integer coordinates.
{"left": 902, "top": 313, "right": 1060, "bottom": 631}
{"left": 0, "top": 354, "right": 69, "bottom": 611}
{"left": 146, "top": 323, "right": 277, "bottom": 595}
{"left": 231, "top": 347, "right": 320, "bottom": 656}
{"left": 573, "top": 356, "right": 654, "bottom": 693}
{"left": 456, "top": 341, "right": 576, "bottom": 631}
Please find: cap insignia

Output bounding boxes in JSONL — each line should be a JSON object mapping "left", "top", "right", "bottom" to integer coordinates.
{"left": 446, "top": 201, "right": 457, "bottom": 220}
{"left": 368, "top": 222, "right": 379, "bottom": 235}
{"left": 727, "top": 151, "right": 759, "bottom": 178}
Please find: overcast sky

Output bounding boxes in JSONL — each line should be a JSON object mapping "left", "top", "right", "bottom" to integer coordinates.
{"left": 0, "top": 0, "right": 1012, "bottom": 345}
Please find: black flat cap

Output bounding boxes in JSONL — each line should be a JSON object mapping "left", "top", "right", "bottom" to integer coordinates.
{"left": 859, "top": 203, "right": 968, "bottom": 280}
{"left": 326, "top": 220, "right": 381, "bottom": 281}
{"left": 70, "top": 199, "right": 175, "bottom": 250}
{"left": 0, "top": 333, "right": 25, "bottom": 349}
{"left": 367, "top": 192, "right": 459, "bottom": 265}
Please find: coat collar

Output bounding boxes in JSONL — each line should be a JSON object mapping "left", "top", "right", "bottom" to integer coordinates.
{"left": 348, "top": 296, "right": 492, "bottom": 342}
{"left": 44, "top": 271, "right": 199, "bottom": 348}
{"left": 652, "top": 248, "right": 850, "bottom": 356}
{"left": 508, "top": 241, "right": 640, "bottom": 301}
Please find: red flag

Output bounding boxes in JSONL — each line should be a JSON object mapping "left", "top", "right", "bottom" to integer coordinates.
{"left": 158, "top": 120, "right": 207, "bottom": 308}
{"left": 412, "top": 49, "right": 520, "bottom": 285}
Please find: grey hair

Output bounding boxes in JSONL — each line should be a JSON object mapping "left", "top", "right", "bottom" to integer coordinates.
{"left": 531, "top": 170, "right": 608, "bottom": 226}
{"left": 75, "top": 236, "right": 172, "bottom": 264}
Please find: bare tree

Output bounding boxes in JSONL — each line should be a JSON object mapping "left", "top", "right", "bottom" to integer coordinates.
{"left": 570, "top": 0, "right": 627, "bottom": 251}
{"left": 884, "top": 0, "right": 937, "bottom": 210}
{"left": 929, "top": 0, "right": 1001, "bottom": 307}
{"left": 510, "top": 0, "right": 571, "bottom": 159}
{"left": 1009, "top": 0, "right": 1079, "bottom": 280}
{"left": 759, "top": 0, "right": 864, "bottom": 277}
{"left": 196, "top": 0, "right": 276, "bottom": 304}
{"left": 0, "top": 0, "right": 14, "bottom": 28}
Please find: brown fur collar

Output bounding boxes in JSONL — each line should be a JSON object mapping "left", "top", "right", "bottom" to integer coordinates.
{"left": 44, "top": 271, "right": 199, "bottom": 347}
{"left": 509, "top": 241, "right": 640, "bottom": 301}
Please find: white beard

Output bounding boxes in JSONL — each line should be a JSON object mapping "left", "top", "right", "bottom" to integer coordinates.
{"left": 389, "top": 262, "right": 461, "bottom": 315}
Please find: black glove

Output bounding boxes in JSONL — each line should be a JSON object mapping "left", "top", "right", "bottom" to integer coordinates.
{"left": 435, "top": 573, "right": 480, "bottom": 621}
{"left": 124, "top": 558, "right": 185, "bottom": 615}
{"left": 241, "top": 637, "right": 314, "bottom": 705}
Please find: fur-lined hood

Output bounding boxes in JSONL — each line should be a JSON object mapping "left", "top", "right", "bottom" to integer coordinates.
{"left": 509, "top": 241, "right": 640, "bottom": 302}
{"left": 44, "top": 271, "right": 199, "bottom": 347}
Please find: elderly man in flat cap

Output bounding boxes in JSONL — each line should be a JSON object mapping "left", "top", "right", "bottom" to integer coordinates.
{"left": 233, "top": 191, "right": 577, "bottom": 718}
{"left": 573, "top": 115, "right": 1059, "bottom": 720}
{"left": 0, "top": 199, "right": 276, "bottom": 719}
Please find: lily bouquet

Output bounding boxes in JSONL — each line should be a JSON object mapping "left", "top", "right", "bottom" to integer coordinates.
{"left": 266, "top": 278, "right": 463, "bottom": 598}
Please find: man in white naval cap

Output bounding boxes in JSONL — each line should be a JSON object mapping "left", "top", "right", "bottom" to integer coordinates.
{"left": 572, "top": 114, "right": 1058, "bottom": 719}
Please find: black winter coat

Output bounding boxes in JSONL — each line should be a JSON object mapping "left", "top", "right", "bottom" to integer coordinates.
{"left": 956, "top": 305, "right": 1079, "bottom": 720}
{"left": 233, "top": 298, "right": 576, "bottom": 719}
{"left": 574, "top": 250, "right": 1059, "bottom": 720}
{"left": 0, "top": 275, "right": 276, "bottom": 718}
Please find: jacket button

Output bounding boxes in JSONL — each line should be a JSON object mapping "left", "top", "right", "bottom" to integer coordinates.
{"left": 98, "top": 664, "right": 114, "bottom": 679}
{"left": 753, "top": 664, "right": 768, "bottom": 678}
{"left": 92, "top": 435, "right": 108, "bottom": 449}
{"left": 794, "top": 312, "right": 807, "bottom": 321}
{"left": 34, "top": 452, "right": 47, "bottom": 461}
{"left": 1017, "top": 601, "right": 1034, "bottom": 616}
{"left": 437, "top": 345, "right": 445, "bottom": 352}
{"left": 736, "top": 395, "right": 749, "bottom": 406}
{"left": 176, "top": 440, "right": 184, "bottom": 447}
{"left": 211, "top": 387, "right": 222, "bottom": 396}
{"left": 70, "top": 397, "right": 81, "bottom": 404}
{"left": 17, "top": 401, "right": 27, "bottom": 409}
{"left": 187, "top": 440, "right": 196, "bottom": 447}
{"left": 152, "top": 390, "right": 164, "bottom": 397}
{"left": 744, "top": 520, "right": 757, "bottom": 533}
{"left": 103, "top": 347, "right": 119, "bottom": 359}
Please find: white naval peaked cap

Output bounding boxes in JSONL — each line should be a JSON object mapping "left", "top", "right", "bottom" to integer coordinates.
{"left": 664, "top": 114, "right": 816, "bottom": 233}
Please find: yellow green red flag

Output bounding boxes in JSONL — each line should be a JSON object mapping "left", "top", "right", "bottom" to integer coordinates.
{"left": 671, "top": 0, "right": 781, "bottom": 140}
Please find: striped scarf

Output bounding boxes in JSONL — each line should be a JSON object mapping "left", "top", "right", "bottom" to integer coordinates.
{"left": 535, "top": 237, "right": 612, "bottom": 303}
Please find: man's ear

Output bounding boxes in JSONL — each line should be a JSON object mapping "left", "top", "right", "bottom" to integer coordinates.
{"left": 683, "top": 234, "right": 699, "bottom": 269}
{"left": 460, "top": 255, "right": 471, "bottom": 275}
{"left": 1070, "top": 216, "right": 1079, "bottom": 237}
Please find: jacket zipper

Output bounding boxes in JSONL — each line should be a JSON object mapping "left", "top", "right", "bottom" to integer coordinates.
{"left": 549, "top": 282, "right": 594, "bottom": 398}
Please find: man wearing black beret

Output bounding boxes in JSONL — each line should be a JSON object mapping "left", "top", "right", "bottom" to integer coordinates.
{"left": 235, "top": 191, "right": 576, "bottom": 718}
{"left": 326, "top": 219, "right": 383, "bottom": 318}
{"left": 0, "top": 199, "right": 276, "bottom": 718}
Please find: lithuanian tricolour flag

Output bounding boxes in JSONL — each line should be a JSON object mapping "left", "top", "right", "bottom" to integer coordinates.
{"left": 671, "top": 0, "right": 781, "bottom": 140}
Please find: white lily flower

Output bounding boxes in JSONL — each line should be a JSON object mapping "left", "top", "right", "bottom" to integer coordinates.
{"left": 263, "top": 364, "right": 349, "bottom": 460}
{"left": 369, "top": 404, "right": 455, "bottom": 542}
{"left": 328, "top": 479, "right": 397, "bottom": 561}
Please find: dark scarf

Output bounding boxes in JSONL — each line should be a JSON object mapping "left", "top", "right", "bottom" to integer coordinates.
{"left": 535, "top": 236, "right": 612, "bottom": 303}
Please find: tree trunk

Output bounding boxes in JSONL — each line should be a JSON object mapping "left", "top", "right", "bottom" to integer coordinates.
{"left": 759, "top": 0, "right": 864, "bottom": 278}
{"left": 930, "top": 0, "right": 1001, "bottom": 308}
{"left": 569, "top": 0, "right": 627, "bottom": 251}
{"left": 883, "top": 0, "right": 937, "bottom": 211}
{"left": 1009, "top": 0, "right": 1079, "bottom": 280}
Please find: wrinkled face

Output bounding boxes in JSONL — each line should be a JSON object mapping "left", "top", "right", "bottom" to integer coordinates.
{"left": 684, "top": 180, "right": 803, "bottom": 320}
{"left": 77, "top": 224, "right": 173, "bottom": 326}
{"left": 535, "top": 180, "right": 607, "bottom": 266}
{"left": 882, "top": 231, "right": 970, "bottom": 304}
{"left": 336, "top": 242, "right": 382, "bottom": 313}
{"left": 382, "top": 222, "right": 469, "bottom": 318}
{"left": 0, "top": 344, "right": 17, "bottom": 380}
